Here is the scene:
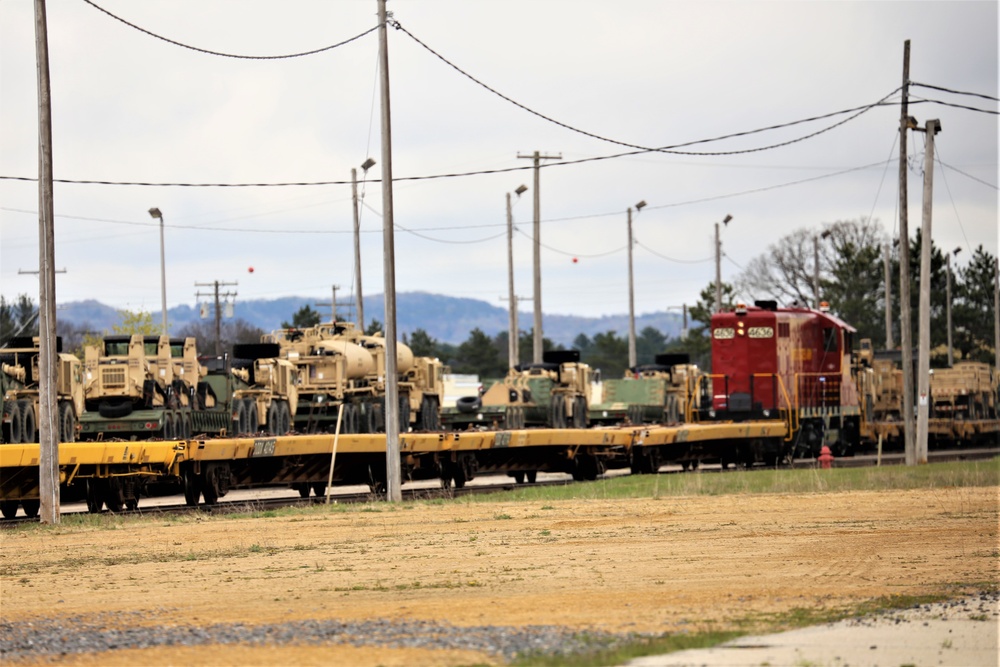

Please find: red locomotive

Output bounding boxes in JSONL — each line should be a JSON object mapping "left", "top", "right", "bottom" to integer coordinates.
{"left": 708, "top": 300, "right": 861, "bottom": 460}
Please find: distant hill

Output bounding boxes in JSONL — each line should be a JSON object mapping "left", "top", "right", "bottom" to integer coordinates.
{"left": 57, "top": 292, "right": 685, "bottom": 346}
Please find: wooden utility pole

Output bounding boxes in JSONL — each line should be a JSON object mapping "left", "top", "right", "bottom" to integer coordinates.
{"left": 195, "top": 280, "right": 237, "bottom": 356}
{"left": 34, "top": 0, "right": 59, "bottom": 524}
{"left": 915, "top": 118, "right": 941, "bottom": 465}
{"left": 626, "top": 202, "right": 647, "bottom": 368}
{"left": 517, "top": 150, "right": 560, "bottom": 363}
{"left": 316, "top": 285, "right": 350, "bottom": 324}
{"left": 946, "top": 252, "right": 954, "bottom": 367}
{"left": 351, "top": 166, "right": 365, "bottom": 330}
{"left": 377, "top": 0, "right": 402, "bottom": 502}
{"left": 897, "top": 40, "right": 917, "bottom": 466}
{"left": 995, "top": 258, "right": 999, "bottom": 370}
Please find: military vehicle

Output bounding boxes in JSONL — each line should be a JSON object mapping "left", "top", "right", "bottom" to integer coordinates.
{"left": 79, "top": 335, "right": 232, "bottom": 441}
{"left": 230, "top": 343, "right": 299, "bottom": 435}
{"left": 589, "top": 353, "right": 699, "bottom": 426}
{"left": 1, "top": 336, "right": 84, "bottom": 445}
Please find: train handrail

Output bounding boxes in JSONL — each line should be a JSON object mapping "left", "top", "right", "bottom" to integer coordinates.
{"left": 751, "top": 372, "right": 797, "bottom": 441}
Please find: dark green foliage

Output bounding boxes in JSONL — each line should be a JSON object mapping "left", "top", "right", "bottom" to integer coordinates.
{"left": 281, "top": 305, "right": 321, "bottom": 329}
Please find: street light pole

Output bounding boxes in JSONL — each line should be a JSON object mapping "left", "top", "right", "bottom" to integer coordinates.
{"left": 353, "top": 158, "right": 376, "bottom": 331}
{"left": 627, "top": 200, "right": 646, "bottom": 369}
{"left": 915, "top": 118, "right": 941, "bottom": 466}
{"left": 149, "top": 207, "right": 167, "bottom": 334}
{"left": 507, "top": 185, "right": 527, "bottom": 370}
{"left": 714, "top": 214, "right": 732, "bottom": 312}
{"left": 945, "top": 247, "right": 960, "bottom": 367}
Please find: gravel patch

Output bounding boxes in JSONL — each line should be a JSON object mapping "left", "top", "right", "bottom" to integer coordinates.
{"left": 0, "top": 612, "right": 649, "bottom": 663}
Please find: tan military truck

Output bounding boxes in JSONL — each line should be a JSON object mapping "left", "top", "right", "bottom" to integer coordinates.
{"left": 1, "top": 336, "right": 83, "bottom": 444}
{"left": 230, "top": 342, "right": 299, "bottom": 435}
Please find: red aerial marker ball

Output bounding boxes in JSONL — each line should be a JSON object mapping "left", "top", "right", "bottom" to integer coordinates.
{"left": 248, "top": 266, "right": 255, "bottom": 273}
{"left": 572, "top": 257, "right": 578, "bottom": 263}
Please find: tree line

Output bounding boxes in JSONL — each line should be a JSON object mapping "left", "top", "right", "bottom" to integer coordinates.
{"left": 3, "top": 217, "right": 996, "bottom": 378}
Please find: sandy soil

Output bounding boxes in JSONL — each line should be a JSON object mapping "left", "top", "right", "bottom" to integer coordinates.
{"left": 2, "top": 486, "right": 997, "bottom": 665}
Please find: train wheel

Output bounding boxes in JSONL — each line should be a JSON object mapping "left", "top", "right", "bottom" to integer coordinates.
{"left": 104, "top": 478, "right": 125, "bottom": 513}
{"left": 513, "top": 472, "right": 525, "bottom": 484}
{"left": 20, "top": 499, "right": 39, "bottom": 518}
{"left": 85, "top": 479, "right": 104, "bottom": 513}
{"left": 526, "top": 470, "right": 537, "bottom": 483}
{"left": 293, "top": 483, "right": 311, "bottom": 498}
{"left": 311, "top": 482, "right": 326, "bottom": 497}
{"left": 0, "top": 500, "right": 18, "bottom": 519}
{"left": 20, "top": 401, "right": 37, "bottom": 444}
{"left": 182, "top": 467, "right": 201, "bottom": 506}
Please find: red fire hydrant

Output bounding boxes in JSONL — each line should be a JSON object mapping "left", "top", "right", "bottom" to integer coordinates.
{"left": 817, "top": 445, "right": 834, "bottom": 469}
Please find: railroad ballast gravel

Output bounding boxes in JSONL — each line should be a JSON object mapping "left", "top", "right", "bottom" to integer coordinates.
{"left": 0, "top": 614, "right": 647, "bottom": 662}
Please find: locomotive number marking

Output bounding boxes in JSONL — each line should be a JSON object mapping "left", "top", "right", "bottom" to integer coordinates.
{"left": 748, "top": 327, "right": 774, "bottom": 339}
{"left": 713, "top": 327, "right": 735, "bottom": 340}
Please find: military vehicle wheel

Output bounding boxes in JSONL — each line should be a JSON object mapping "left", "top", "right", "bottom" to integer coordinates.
{"left": 163, "top": 413, "right": 175, "bottom": 440}
{"left": 20, "top": 401, "right": 37, "bottom": 443}
{"left": 58, "top": 401, "right": 76, "bottom": 443}
{"left": 573, "top": 397, "right": 588, "bottom": 428}
{"left": 399, "top": 394, "right": 411, "bottom": 432}
{"left": 5, "top": 402, "right": 23, "bottom": 444}
{"left": 99, "top": 399, "right": 133, "bottom": 419}
{"left": 277, "top": 401, "right": 291, "bottom": 435}
{"left": 181, "top": 412, "right": 192, "bottom": 439}
{"left": 233, "top": 400, "right": 247, "bottom": 435}
{"left": 20, "top": 499, "right": 39, "bottom": 518}
{"left": 455, "top": 396, "right": 481, "bottom": 414}
{"left": 267, "top": 402, "right": 280, "bottom": 435}
{"left": 549, "top": 396, "right": 567, "bottom": 429}
{"left": 245, "top": 400, "right": 259, "bottom": 434}
{"left": 1, "top": 500, "right": 18, "bottom": 519}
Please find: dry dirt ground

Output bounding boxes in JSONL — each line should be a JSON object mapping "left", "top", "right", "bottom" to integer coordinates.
{"left": 1, "top": 486, "right": 998, "bottom": 666}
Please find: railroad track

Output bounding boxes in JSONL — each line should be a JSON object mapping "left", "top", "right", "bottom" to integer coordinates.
{"left": 2, "top": 447, "right": 996, "bottom": 527}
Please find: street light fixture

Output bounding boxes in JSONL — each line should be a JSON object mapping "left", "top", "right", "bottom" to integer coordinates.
{"left": 627, "top": 200, "right": 646, "bottom": 368}
{"left": 148, "top": 207, "right": 167, "bottom": 334}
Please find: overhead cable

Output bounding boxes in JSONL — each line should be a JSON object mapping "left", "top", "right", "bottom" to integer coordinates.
{"left": 911, "top": 82, "right": 999, "bottom": 103}
{"left": 393, "top": 20, "right": 899, "bottom": 156}
{"left": 82, "top": 0, "right": 376, "bottom": 59}
{"left": 911, "top": 96, "right": 999, "bottom": 115}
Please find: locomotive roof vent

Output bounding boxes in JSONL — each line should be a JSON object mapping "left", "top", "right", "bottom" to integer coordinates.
{"left": 754, "top": 300, "right": 778, "bottom": 311}
{"left": 734, "top": 302, "right": 748, "bottom": 315}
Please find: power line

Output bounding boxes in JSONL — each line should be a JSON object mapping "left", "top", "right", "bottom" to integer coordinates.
{"left": 81, "top": 0, "right": 377, "bottom": 60}
{"left": 393, "top": 20, "right": 899, "bottom": 156}
{"left": 937, "top": 162, "right": 998, "bottom": 191}
{"left": 911, "top": 82, "right": 999, "bottom": 103}
{"left": 1, "top": 158, "right": 896, "bottom": 238}
{"left": 910, "top": 96, "right": 999, "bottom": 115}
{"left": 635, "top": 241, "right": 713, "bottom": 265}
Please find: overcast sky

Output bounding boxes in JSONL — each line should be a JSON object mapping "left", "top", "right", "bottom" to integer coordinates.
{"left": 1, "top": 0, "right": 996, "bottom": 324}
